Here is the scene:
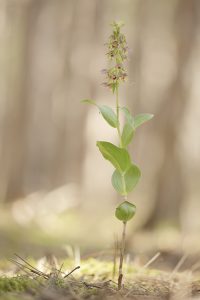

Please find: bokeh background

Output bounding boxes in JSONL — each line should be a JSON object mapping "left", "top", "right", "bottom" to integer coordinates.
{"left": 0, "top": 0, "right": 200, "bottom": 259}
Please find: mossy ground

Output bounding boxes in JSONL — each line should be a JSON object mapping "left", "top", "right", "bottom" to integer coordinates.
{"left": 0, "top": 258, "right": 200, "bottom": 300}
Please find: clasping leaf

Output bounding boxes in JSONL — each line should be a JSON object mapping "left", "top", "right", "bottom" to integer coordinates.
{"left": 121, "top": 123, "right": 135, "bottom": 148}
{"left": 121, "top": 107, "right": 135, "bottom": 148}
{"left": 112, "top": 164, "right": 141, "bottom": 195}
{"left": 121, "top": 108, "right": 153, "bottom": 147}
{"left": 96, "top": 141, "right": 131, "bottom": 174}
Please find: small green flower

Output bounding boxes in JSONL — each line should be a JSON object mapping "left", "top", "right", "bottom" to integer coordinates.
{"left": 103, "top": 22, "right": 128, "bottom": 92}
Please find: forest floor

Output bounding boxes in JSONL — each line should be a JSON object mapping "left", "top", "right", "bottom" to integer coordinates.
{"left": 1, "top": 207, "right": 200, "bottom": 299}
{"left": 1, "top": 256, "right": 200, "bottom": 300}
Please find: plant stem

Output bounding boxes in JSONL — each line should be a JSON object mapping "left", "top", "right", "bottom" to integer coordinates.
{"left": 115, "top": 85, "right": 122, "bottom": 147}
{"left": 115, "top": 84, "right": 128, "bottom": 289}
{"left": 118, "top": 220, "right": 127, "bottom": 290}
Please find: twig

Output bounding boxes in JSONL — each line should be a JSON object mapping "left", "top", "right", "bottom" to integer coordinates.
{"left": 83, "top": 282, "right": 102, "bottom": 289}
{"left": 64, "top": 266, "right": 80, "bottom": 278}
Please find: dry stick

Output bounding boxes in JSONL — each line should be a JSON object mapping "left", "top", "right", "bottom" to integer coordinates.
{"left": 118, "top": 221, "right": 127, "bottom": 290}
{"left": 64, "top": 266, "right": 80, "bottom": 278}
{"left": 83, "top": 282, "right": 102, "bottom": 289}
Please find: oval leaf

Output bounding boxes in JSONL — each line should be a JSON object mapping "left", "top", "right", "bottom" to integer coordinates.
{"left": 121, "top": 123, "right": 135, "bottom": 148}
{"left": 99, "top": 105, "right": 118, "bottom": 128}
{"left": 112, "top": 164, "right": 141, "bottom": 195}
{"left": 124, "top": 164, "right": 141, "bottom": 192}
{"left": 115, "top": 201, "right": 136, "bottom": 222}
{"left": 112, "top": 170, "right": 126, "bottom": 195}
{"left": 96, "top": 141, "right": 131, "bottom": 173}
{"left": 121, "top": 107, "right": 134, "bottom": 125}
{"left": 134, "top": 113, "right": 154, "bottom": 129}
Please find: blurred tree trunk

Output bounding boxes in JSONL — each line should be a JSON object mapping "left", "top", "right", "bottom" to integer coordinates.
{"left": 0, "top": 0, "right": 31, "bottom": 201}
{"left": 144, "top": 0, "right": 199, "bottom": 228}
{"left": 0, "top": 0, "right": 101, "bottom": 201}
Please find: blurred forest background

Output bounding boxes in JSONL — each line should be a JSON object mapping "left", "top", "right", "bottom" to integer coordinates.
{"left": 0, "top": 0, "right": 200, "bottom": 257}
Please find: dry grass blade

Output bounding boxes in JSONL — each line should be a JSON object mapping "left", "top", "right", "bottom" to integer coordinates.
{"left": 142, "top": 252, "right": 161, "bottom": 270}
{"left": 57, "top": 262, "right": 64, "bottom": 278}
{"left": 38, "top": 260, "right": 66, "bottom": 278}
{"left": 170, "top": 253, "right": 188, "bottom": 277}
{"left": 13, "top": 254, "right": 49, "bottom": 279}
{"left": 9, "top": 258, "right": 36, "bottom": 276}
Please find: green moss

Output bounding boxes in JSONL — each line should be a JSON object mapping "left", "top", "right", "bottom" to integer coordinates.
{"left": 0, "top": 276, "right": 40, "bottom": 293}
{"left": 0, "top": 295, "right": 22, "bottom": 300}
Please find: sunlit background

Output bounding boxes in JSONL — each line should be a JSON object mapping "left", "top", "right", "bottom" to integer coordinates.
{"left": 0, "top": 0, "right": 200, "bottom": 260}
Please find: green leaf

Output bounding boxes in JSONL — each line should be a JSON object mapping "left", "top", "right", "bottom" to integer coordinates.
{"left": 121, "top": 109, "right": 154, "bottom": 129}
{"left": 82, "top": 101, "right": 118, "bottom": 128}
{"left": 96, "top": 141, "right": 131, "bottom": 174}
{"left": 121, "top": 123, "right": 135, "bottom": 148}
{"left": 112, "top": 170, "right": 126, "bottom": 195}
{"left": 121, "top": 107, "right": 135, "bottom": 147}
{"left": 81, "top": 99, "right": 97, "bottom": 106}
{"left": 121, "top": 107, "right": 134, "bottom": 126}
{"left": 99, "top": 105, "right": 118, "bottom": 128}
{"left": 115, "top": 201, "right": 136, "bottom": 222}
{"left": 112, "top": 164, "right": 141, "bottom": 195}
{"left": 134, "top": 113, "right": 154, "bottom": 129}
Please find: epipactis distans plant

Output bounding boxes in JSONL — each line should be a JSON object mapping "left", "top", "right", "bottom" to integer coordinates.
{"left": 82, "top": 22, "right": 153, "bottom": 289}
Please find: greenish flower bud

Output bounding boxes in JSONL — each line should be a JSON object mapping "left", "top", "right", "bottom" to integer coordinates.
{"left": 115, "top": 201, "right": 136, "bottom": 222}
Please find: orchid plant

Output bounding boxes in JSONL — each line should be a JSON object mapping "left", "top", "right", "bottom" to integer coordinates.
{"left": 82, "top": 22, "right": 153, "bottom": 289}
